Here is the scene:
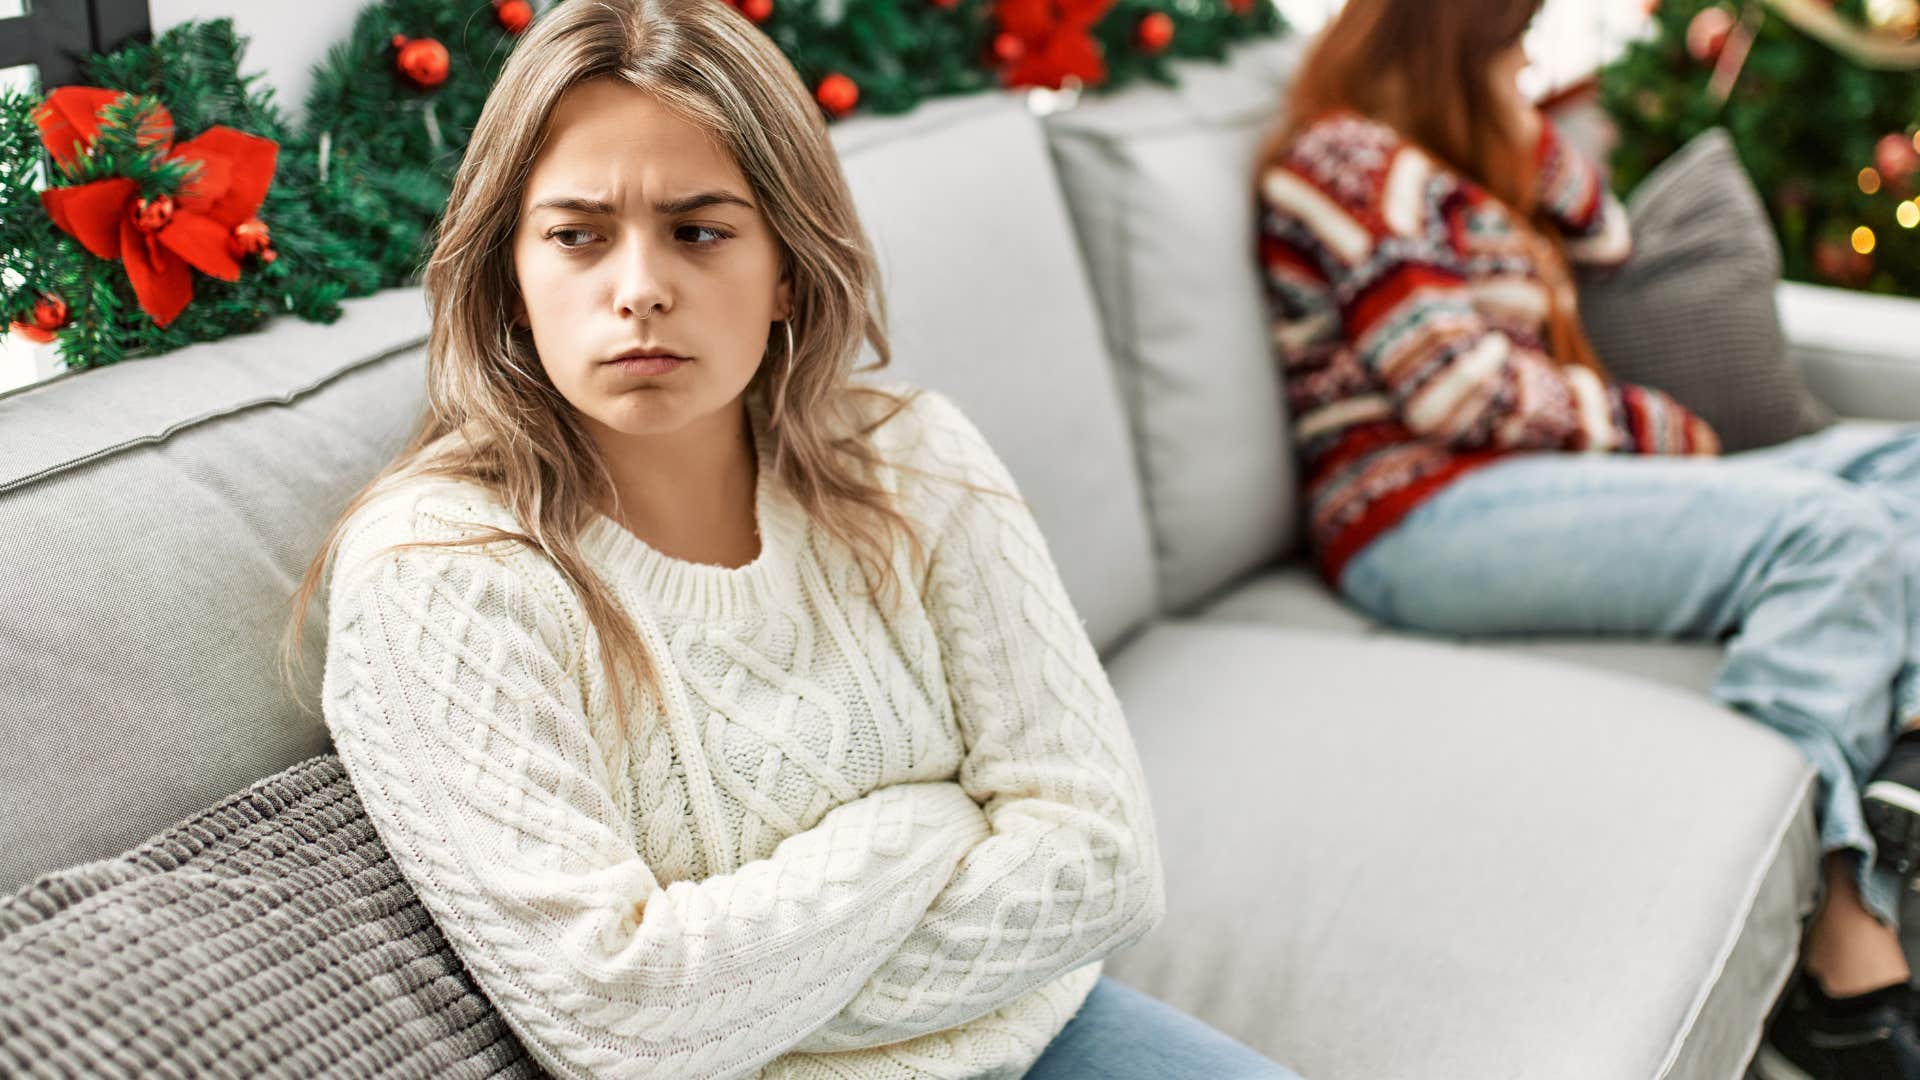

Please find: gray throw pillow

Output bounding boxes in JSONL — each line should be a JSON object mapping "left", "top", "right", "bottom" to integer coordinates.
{"left": 1576, "top": 126, "right": 1835, "bottom": 452}
{"left": 0, "top": 755, "right": 538, "bottom": 1079}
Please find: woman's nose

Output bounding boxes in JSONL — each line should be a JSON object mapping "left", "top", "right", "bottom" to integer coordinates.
{"left": 612, "top": 237, "right": 674, "bottom": 319}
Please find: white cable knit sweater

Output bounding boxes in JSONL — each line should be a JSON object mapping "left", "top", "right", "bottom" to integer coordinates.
{"left": 319, "top": 385, "right": 1166, "bottom": 1080}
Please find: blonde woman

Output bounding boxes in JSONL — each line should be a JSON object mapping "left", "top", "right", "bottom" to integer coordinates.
{"left": 283, "top": 1, "right": 1298, "bottom": 1077}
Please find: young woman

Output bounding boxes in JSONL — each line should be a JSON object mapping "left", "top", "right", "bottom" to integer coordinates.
{"left": 282, "top": 1, "right": 1296, "bottom": 1077}
{"left": 1256, "top": 1, "right": 1920, "bottom": 1076}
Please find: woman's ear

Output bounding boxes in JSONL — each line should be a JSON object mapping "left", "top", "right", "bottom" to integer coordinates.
{"left": 773, "top": 274, "right": 793, "bottom": 323}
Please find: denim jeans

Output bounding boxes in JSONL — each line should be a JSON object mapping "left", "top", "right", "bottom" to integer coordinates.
{"left": 1338, "top": 422, "right": 1920, "bottom": 927}
{"left": 1024, "top": 976, "right": 1303, "bottom": 1079}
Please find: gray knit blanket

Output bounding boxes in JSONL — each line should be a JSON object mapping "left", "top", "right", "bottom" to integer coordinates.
{"left": 0, "top": 754, "right": 543, "bottom": 1078}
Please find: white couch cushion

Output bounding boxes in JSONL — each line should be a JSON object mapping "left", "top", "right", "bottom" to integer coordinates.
{"left": 1101, "top": 621, "right": 1818, "bottom": 1079}
{"left": 833, "top": 94, "right": 1158, "bottom": 653}
{"left": 1044, "top": 39, "right": 1307, "bottom": 613}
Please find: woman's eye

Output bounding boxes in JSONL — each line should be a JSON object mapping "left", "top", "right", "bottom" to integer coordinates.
{"left": 548, "top": 228, "right": 596, "bottom": 249}
{"left": 677, "top": 225, "right": 731, "bottom": 246}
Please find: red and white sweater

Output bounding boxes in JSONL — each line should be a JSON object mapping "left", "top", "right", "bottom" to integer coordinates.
{"left": 1258, "top": 109, "right": 1711, "bottom": 588}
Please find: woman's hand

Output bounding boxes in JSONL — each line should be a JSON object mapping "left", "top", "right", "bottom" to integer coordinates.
{"left": 1689, "top": 414, "right": 1723, "bottom": 457}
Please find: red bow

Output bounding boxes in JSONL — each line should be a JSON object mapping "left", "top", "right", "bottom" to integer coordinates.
{"left": 34, "top": 87, "right": 279, "bottom": 328}
{"left": 993, "top": 0, "right": 1116, "bottom": 90}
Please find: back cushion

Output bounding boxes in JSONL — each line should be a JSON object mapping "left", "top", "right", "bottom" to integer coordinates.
{"left": 833, "top": 94, "right": 1159, "bottom": 650}
{"left": 1044, "top": 38, "right": 1308, "bottom": 612}
{"left": 0, "top": 288, "right": 432, "bottom": 895}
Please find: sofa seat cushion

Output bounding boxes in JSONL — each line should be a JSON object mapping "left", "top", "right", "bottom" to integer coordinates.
{"left": 1098, "top": 622, "right": 1818, "bottom": 1080}
{"left": 0, "top": 755, "right": 537, "bottom": 1079}
{"left": 1199, "top": 562, "right": 1728, "bottom": 699}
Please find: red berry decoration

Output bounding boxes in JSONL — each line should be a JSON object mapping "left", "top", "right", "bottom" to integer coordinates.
{"left": 392, "top": 35, "right": 451, "bottom": 89}
{"left": 1876, "top": 132, "right": 1920, "bottom": 194}
{"left": 9, "top": 294, "right": 69, "bottom": 344}
{"left": 991, "top": 31, "right": 1026, "bottom": 63}
{"left": 740, "top": 0, "right": 774, "bottom": 21}
{"left": 1137, "top": 11, "right": 1174, "bottom": 53}
{"left": 227, "top": 217, "right": 274, "bottom": 262}
{"left": 815, "top": 73, "right": 859, "bottom": 118}
{"left": 494, "top": 0, "right": 533, "bottom": 34}
{"left": 1685, "top": 7, "right": 1735, "bottom": 64}
{"left": 131, "top": 194, "right": 175, "bottom": 233}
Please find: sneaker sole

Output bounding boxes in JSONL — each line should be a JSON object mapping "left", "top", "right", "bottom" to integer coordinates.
{"left": 1864, "top": 780, "right": 1920, "bottom": 875}
{"left": 1753, "top": 1042, "right": 1817, "bottom": 1080}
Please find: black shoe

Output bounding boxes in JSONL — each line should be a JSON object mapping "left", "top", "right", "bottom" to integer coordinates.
{"left": 1757, "top": 977, "right": 1920, "bottom": 1080}
{"left": 1865, "top": 730, "right": 1920, "bottom": 875}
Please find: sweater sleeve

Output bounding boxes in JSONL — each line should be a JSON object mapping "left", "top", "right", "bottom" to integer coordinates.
{"left": 1533, "top": 116, "right": 1633, "bottom": 268}
{"left": 1258, "top": 160, "right": 1707, "bottom": 456}
{"left": 320, "top": 511, "right": 993, "bottom": 1080}
{"left": 790, "top": 392, "right": 1167, "bottom": 1053}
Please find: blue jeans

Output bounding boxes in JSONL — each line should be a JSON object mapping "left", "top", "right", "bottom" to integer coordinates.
{"left": 1338, "top": 422, "right": 1920, "bottom": 927}
{"left": 1024, "top": 977, "right": 1303, "bottom": 1079}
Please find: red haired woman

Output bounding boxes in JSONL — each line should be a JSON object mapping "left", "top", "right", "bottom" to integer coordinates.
{"left": 1259, "top": 1, "right": 1920, "bottom": 1075}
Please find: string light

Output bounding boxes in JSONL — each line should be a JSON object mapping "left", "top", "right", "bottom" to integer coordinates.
{"left": 1862, "top": 167, "right": 1884, "bottom": 194}
{"left": 1901, "top": 201, "right": 1920, "bottom": 229}
{"left": 1854, "top": 226, "right": 1878, "bottom": 254}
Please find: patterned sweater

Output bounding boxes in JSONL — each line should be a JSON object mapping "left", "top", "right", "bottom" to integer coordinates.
{"left": 1258, "top": 109, "right": 1712, "bottom": 587}
{"left": 320, "top": 387, "right": 1165, "bottom": 1079}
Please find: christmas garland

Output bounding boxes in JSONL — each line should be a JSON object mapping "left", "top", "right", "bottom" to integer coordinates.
{"left": 4, "top": 0, "right": 1280, "bottom": 372}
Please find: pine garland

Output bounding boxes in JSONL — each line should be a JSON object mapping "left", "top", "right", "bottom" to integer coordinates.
{"left": 4, "top": 0, "right": 1284, "bottom": 371}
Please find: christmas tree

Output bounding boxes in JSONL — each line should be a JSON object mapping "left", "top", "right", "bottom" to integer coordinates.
{"left": 1602, "top": 0, "right": 1920, "bottom": 295}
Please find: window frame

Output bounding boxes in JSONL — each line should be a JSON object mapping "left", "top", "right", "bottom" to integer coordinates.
{"left": 1, "top": 0, "right": 151, "bottom": 90}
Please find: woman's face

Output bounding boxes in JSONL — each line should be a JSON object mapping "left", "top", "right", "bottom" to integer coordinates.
{"left": 510, "top": 78, "right": 791, "bottom": 439}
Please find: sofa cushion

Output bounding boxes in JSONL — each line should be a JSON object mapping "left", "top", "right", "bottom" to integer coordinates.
{"left": 0, "top": 754, "right": 538, "bottom": 1079}
{"left": 1099, "top": 621, "right": 1818, "bottom": 1080}
{"left": 1044, "top": 38, "right": 1307, "bottom": 613}
{"left": 833, "top": 93, "right": 1158, "bottom": 653}
{"left": 0, "top": 288, "right": 431, "bottom": 896}
{"left": 1576, "top": 127, "right": 1834, "bottom": 453}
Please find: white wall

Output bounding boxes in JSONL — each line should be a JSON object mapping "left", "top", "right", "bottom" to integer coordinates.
{"left": 147, "top": 0, "right": 366, "bottom": 116}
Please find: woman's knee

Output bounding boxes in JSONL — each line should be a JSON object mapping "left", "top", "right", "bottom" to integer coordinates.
{"left": 1765, "top": 473, "right": 1902, "bottom": 571}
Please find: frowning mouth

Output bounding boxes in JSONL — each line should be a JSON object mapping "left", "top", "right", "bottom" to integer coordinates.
{"left": 604, "top": 347, "right": 691, "bottom": 375}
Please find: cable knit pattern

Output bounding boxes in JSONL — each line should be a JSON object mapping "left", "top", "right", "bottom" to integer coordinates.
{"left": 319, "top": 386, "right": 1164, "bottom": 1080}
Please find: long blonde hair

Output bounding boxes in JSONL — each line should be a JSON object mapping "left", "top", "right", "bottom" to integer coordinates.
{"left": 281, "top": 0, "right": 938, "bottom": 740}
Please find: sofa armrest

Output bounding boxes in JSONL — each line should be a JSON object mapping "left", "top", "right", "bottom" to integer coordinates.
{"left": 1779, "top": 280, "right": 1920, "bottom": 423}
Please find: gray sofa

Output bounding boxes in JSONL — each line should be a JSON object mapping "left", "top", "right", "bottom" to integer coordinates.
{"left": 6, "top": 37, "right": 1920, "bottom": 1079}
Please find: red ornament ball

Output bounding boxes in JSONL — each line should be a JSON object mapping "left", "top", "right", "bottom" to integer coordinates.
{"left": 1137, "top": 12, "right": 1175, "bottom": 53}
{"left": 132, "top": 194, "right": 175, "bottom": 233}
{"left": 1875, "top": 132, "right": 1920, "bottom": 192}
{"left": 495, "top": 0, "right": 533, "bottom": 34}
{"left": 228, "top": 218, "right": 274, "bottom": 260}
{"left": 991, "top": 31, "right": 1026, "bottom": 63}
{"left": 1814, "top": 235, "right": 1873, "bottom": 288}
{"left": 740, "top": 0, "right": 774, "bottom": 21}
{"left": 9, "top": 293, "right": 69, "bottom": 344}
{"left": 815, "top": 73, "right": 859, "bottom": 118}
{"left": 1685, "top": 7, "right": 1735, "bottom": 64}
{"left": 393, "top": 35, "right": 451, "bottom": 89}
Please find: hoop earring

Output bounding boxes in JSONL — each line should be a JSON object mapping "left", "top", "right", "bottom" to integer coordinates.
{"left": 772, "top": 320, "right": 795, "bottom": 426}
